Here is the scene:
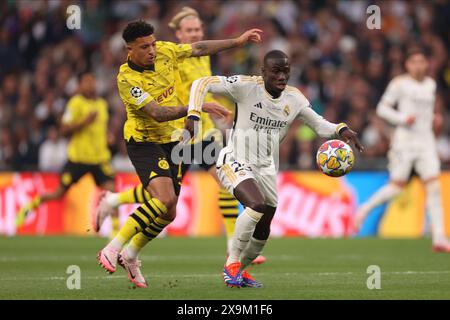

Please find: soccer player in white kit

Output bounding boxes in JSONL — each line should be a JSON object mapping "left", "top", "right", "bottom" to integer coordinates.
{"left": 185, "top": 50, "right": 363, "bottom": 287}
{"left": 355, "top": 48, "right": 450, "bottom": 253}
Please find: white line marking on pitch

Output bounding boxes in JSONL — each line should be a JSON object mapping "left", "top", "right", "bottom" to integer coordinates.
{"left": 1, "top": 270, "right": 449, "bottom": 282}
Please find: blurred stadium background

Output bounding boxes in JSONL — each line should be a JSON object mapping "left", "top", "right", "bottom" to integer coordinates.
{"left": 0, "top": 1, "right": 449, "bottom": 241}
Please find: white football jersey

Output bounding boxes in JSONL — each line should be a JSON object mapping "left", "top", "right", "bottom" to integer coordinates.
{"left": 377, "top": 74, "right": 437, "bottom": 147}
{"left": 189, "top": 75, "right": 339, "bottom": 170}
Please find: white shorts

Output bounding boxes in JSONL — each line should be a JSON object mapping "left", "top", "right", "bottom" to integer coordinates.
{"left": 388, "top": 144, "right": 440, "bottom": 182}
{"left": 216, "top": 147, "right": 278, "bottom": 207}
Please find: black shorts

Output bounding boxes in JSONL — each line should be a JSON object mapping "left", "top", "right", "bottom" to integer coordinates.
{"left": 126, "top": 140, "right": 182, "bottom": 195}
{"left": 180, "top": 139, "right": 222, "bottom": 177}
{"left": 60, "top": 161, "right": 115, "bottom": 189}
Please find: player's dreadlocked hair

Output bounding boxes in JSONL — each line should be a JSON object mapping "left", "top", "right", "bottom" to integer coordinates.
{"left": 122, "top": 20, "right": 155, "bottom": 43}
{"left": 168, "top": 6, "right": 200, "bottom": 30}
{"left": 263, "top": 50, "right": 288, "bottom": 65}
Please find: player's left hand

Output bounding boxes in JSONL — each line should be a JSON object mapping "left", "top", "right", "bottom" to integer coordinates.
{"left": 202, "top": 102, "right": 231, "bottom": 118}
{"left": 340, "top": 128, "right": 364, "bottom": 153}
{"left": 236, "top": 28, "right": 263, "bottom": 46}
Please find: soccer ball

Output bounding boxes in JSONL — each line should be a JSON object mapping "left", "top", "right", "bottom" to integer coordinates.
{"left": 316, "top": 139, "right": 354, "bottom": 177}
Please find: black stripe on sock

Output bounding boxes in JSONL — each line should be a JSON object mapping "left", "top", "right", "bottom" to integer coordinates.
{"left": 131, "top": 213, "right": 147, "bottom": 230}
{"left": 137, "top": 207, "right": 153, "bottom": 223}
{"left": 222, "top": 214, "right": 239, "bottom": 218}
{"left": 147, "top": 224, "right": 162, "bottom": 234}
{"left": 133, "top": 187, "right": 139, "bottom": 203}
{"left": 142, "top": 228, "right": 157, "bottom": 239}
{"left": 219, "top": 205, "right": 238, "bottom": 210}
{"left": 141, "top": 186, "right": 148, "bottom": 203}
{"left": 143, "top": 200, "right": 160, "bottom": 219}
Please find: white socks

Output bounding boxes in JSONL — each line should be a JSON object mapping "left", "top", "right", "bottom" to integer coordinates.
{"left": 425, "top": 180, "right": 445, "bottom": 244}
{"left": 240, "top": 237, "right": 267, "bottom": 269}
{"left": 226, "top": 207, "right": 264, "bottom": 266}
{"left": 362, "top": 183, "right": 402, "bottom": 213}
{"left": 105, "top": 192, "right": 120, "bottom": 208}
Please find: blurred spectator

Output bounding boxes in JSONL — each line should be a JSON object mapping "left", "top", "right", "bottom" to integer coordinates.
{"left": 38, "top": 126, "right": 67, "bottom": 172}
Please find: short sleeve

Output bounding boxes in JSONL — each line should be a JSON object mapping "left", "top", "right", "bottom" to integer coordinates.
{"left": 117, "top": 75, "right": 153, "bottom": 109}
{"left": 161, "top": 41, "right": 192, "bottom": 63}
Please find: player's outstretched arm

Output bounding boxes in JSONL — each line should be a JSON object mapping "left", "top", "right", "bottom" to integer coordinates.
{"left": 298, "top": 105, "right": 364, "bottom": 152}
{"left": 142, "top": 100, "right": 230, "bottom": 123}
{"left": 142, "top": 100, "right": 188, "bottom": 122}
{"left": 190, "top": 29, "right": 262, "bottom": 57}
{"left": 60, "top": 111, "right": 97, "bottom": 136}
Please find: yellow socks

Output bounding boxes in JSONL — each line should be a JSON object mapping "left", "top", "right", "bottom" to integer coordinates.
{"left": 126, "top": 216, "right": 172, "bottom": 259}
{"left": 117, "top": 184, "right": 151, "bottom": 205}
{"left": 218, "top": 188, "right": 239, "bottom": 239}
{"left": 108, "top": 198, "right": 167, "bottom": 251}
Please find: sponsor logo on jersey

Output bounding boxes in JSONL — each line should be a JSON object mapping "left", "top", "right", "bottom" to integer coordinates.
{"left": 250, "top": 112, "right": 288, "bottom": 128}
{"left": 156, "top": 86, "right": 174, "bottom": 103}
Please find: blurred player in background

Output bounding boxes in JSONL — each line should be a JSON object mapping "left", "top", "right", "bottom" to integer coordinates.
{"left": 185, "top": 50, "right": 363, "bottom": 287}
{"left": 355, "top": 48, "right": 450, "bottom": 252}
{"left": 96, "top": 20, "right": 262, "bottom": 288}
{"left": 96, "top": 7, "right": 266, "bottom": 265}
{"left": 16, "top": 72, "right": 119, "bottom": 236}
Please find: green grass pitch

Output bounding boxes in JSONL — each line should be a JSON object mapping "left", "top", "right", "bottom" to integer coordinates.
{"left": 1, "top": 236, "right": 450, "bottom": 300}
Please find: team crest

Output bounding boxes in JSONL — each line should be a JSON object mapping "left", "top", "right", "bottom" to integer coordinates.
{"left": 158, "top": 159, "right": 170, "bottom": 170}
{"left": 283, "top": 105, "right": 290, "bottom": 116}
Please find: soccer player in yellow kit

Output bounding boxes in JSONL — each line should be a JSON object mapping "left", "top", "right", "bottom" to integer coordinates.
{"left": 16, "top": 73, "right": 118, "bottom": 233}
{"left": 96, "top": 20, "right": 262, "bottom": 288}
{"left": 96, "top": 7, "right": 266, "bottom": 265}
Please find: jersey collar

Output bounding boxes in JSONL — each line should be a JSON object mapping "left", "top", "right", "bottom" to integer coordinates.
{"left": 127, "top": 59, "right": 155, "bottom": 72}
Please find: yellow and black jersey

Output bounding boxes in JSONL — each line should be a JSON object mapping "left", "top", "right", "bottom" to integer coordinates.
{"left": 62, "top": 94, "right": 110, "bottom": 164}
{"left": 117, "top": 41, "right": 192, "bottom": 144}
{"left": 173, "top": 55, "right": 216, "bottom": 140}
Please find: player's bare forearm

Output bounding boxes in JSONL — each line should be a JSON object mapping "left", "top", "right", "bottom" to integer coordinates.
{"left": 60, "top": 122, "right": 86, "bottom": 136}
{"left": 191, "top": 28, "right": 262, "bottom": 57}
{"left": 143, "top": 103, "right": 188, "bottom": 122}
{"left": 191, "top": 39, "right": 239, "bottom": 56}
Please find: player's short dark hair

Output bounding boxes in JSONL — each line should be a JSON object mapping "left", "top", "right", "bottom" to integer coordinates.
{"left": 263, "top": 50, "right": 289, "bottom": 65}
{"left": 122, "top": 20, "right": 155, "bottom": 43}
{"left": 405, "top": 46, "right": 427, "bottom": 60}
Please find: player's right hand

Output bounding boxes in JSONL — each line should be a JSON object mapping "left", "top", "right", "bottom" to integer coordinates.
{"left": 405, "top": 115, "right": 416, "bottom": 126}
{"left": 202, "top": 102, "right": 231, "bottom": 118}
{"left": 236, "top": 28, "right": 263, "bottom": 46}
{"left": 84, "top": 111, "right": 98, "bottom": 125}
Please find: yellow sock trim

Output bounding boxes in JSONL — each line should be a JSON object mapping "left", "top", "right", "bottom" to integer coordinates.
{"left": 115, "top": 217, "right": 142, "bottom": 246}
{"left": 130, "top": 217, "right": 172, "bottom": 250}
{"left": 30, "top": 196, "right": 42, "bottom": 210}
{"left": 218, "top": 188, "right": 239, "bottom": 238}
{"left": 110, "top": 215, "right": 120, "bottom": 237}
{"left": 117, "top": 188, "right": 137, "bottom": 205}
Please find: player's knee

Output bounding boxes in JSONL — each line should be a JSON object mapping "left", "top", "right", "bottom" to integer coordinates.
{"left": 154, "top": 193, "right": 177, "bottom": 210}
{"left": 390, "top": 181, "right": 406, "bottom": 190}
{"left": 247, "top": 201, "right": 266, "bottom": 214}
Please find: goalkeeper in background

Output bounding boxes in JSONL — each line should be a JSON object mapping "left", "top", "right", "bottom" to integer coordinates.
{"left": 16, "top": 72, "right": 119, "bottom": 236}
{"left": 96, "top": 7, "right": 266, "bottom": 265}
